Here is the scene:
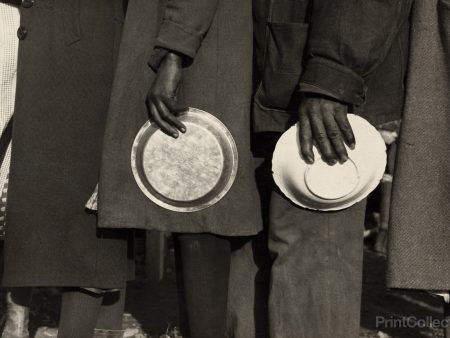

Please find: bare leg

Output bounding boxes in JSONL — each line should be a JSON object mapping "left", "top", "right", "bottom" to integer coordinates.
{"left": 93, "top": 290, "right": 126, "bottom": 337}
{"left": 174, "top": 233, "right": 231, "bottom": 338}
{"left": 58, "top": 288, "right": 103, "bottom": 338}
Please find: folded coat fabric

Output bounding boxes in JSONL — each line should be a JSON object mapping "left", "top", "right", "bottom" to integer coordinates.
{"left": 98, "top": 0, "right": 262, "bottom": 236}
{"left": 3, "top": 0, "right": 130, "bottom": 288}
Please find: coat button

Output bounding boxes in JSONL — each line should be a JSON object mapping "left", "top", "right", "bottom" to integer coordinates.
{"left": 17, "top": 26, "right": 28, "bottom": 40}
{"left": 21, "top": 0, "right": 34, "bottom": 8}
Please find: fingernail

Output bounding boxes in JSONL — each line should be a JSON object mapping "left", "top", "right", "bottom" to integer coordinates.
{"left": 350, "top": 143, "right": 355, "bottom": 150}
{"left": 181, "top": 128, "right": 186, "bottom": 133}
{"left": 340, "top": 155, "right": 348, "bottom": 163}
{"left": 306, "top": 156, "right": 314, "bottom": 164}
{"left": 329, "top": 159, "right": 337, "bottom": 165}
{"left": 172, "top": 132, "right": 179, "bottom": 138}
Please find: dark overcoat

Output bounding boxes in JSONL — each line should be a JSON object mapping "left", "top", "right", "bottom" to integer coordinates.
{"left": 387, "top": 0, "right": 450, "bottom": 290}
{"left": 98, "top": 0, "right": 263, "bottom": 236}
{"left": 3, "top": 0, "right": 129, "bottom": 289}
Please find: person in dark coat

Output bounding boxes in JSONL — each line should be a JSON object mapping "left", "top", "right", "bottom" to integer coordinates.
{"left": 98, "top": 0, "right": 262, "bottom": 337}
{"left": 227, "top": 0, "right": 413, "bottom": 337}
{"left": 387, "top": 0, "right": 450, "bottom": 336}
{"left": 2, "top": 0, "right": 130, "bottom": 337}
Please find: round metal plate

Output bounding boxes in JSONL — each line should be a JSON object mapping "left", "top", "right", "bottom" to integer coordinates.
{"left": 131, "top": 108, "right": 238, "bottom": 212}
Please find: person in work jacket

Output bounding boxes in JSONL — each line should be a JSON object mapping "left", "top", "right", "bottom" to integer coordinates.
{"left": 227, "top": 0, "right": 413, "bottom": 337}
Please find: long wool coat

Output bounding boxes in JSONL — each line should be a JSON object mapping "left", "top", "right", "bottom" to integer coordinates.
{"left": 387, "top": 0, "right": 450, "bottom": 290}
{"left": 3, "top": 0, "right": 130, "bottom": 288}
{"left": 98, "top": 0, "right": 263, "bottom": 236}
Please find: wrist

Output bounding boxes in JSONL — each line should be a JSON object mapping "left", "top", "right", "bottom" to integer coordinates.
{"left": 162, "top": 52, "right": 183, "bottom": 66}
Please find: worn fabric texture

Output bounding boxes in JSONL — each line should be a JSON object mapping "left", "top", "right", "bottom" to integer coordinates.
{"left": 226, "top": 1, "right": 413, "bottom": 337}
{"left": 252, "top": 0, "right": 412, "bottom": 133}
{"left": 3, "top": 0, "right": 130, "bottom": 288}
{"left": 0, "top": 3, "right": 19, "bottom": 233}
{"left": 387, "top": 0, "right": 450, "bottom": 290}
{"left": 267, "top": 191, "right": 365, "bottom": 338}
{"left": 226, "top": 150, "right": 365, "bottom": 338}
{"left": 98, "top": 0, "right": 262, "bottom": 236}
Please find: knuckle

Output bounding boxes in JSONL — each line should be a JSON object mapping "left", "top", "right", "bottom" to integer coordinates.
{"left": 328, "top": 130, "right": 341, "bottom": 140}
{"left": 340, "top": 124, "right": 351, "bottom": 132}
{"left": 322, "top": 102, "right": 334, "bottom": 111}
{"left": 315, "top": 133, "right": 328, "bottom": 143}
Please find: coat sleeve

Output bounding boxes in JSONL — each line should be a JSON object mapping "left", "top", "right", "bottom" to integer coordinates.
{"left": 148, "top": 0, "right": 220, "bottom": 69}
{"left": 299, "top": 0, "right": 413, "bottom": 106}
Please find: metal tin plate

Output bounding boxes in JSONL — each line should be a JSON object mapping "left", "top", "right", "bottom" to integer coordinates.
{"left": 131, "top": 108, "right": 238, "bottom": 212}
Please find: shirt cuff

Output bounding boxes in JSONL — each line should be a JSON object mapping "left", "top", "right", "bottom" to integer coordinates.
{"left": 299, "top": 58, "right": 366, "bottom": 106}
{"left": 155, "top": 19, "right": 202, "bottom": 60}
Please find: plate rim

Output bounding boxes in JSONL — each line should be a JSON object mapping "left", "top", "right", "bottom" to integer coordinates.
{"left": 131, "top": 107, "right": 239, "bottom": 212}
{"left": 272, "top": 114, "right": 387, "bottom": 211}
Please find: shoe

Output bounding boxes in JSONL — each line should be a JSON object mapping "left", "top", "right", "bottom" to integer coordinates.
{"left": 34, "top": 327, "right": 58, "bottom": 338}
{"left": 94, "top": 329, "right": 125, "bottom": 338}
{"left": 1, "top": 292, "right": 29, "bottom": 338}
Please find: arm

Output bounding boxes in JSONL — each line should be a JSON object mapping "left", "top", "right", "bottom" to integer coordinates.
{"left": 298, "top": 0, "right": 413, "bottom": 165}
{"left": 147, "top": 0, "right": 220, "bottom": 137}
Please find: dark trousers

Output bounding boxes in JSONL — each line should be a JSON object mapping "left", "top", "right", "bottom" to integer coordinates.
{"left": 227, "top": 191, "right": 365, "bottom": 338}
{"left": 268, "top": 190, "right": 365, "bottom": 338}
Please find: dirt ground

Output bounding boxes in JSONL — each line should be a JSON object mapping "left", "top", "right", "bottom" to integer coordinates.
{"left": 0, "top": 246, "right": 445, "bottom": 338}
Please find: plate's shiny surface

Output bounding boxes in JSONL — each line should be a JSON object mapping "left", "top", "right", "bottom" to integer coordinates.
{"left": 131, "top": 108, "right": 238, "bottom": 212}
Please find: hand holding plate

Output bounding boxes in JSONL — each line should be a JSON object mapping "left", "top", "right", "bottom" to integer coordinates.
{"left": 147, "top": 52, "right": 188, "bottom": 138}
{"left": 298, "top": 93, "right": 355, "bottom": 165}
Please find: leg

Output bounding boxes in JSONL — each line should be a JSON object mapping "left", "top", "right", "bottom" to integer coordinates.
{"left": 444, "top": 300, "right": 450, "bottom": 338}
{"left": 95, "top": 290, "right": 126, "bottom": 330}
{"left": 268, "top": 190, "right": 365, "bottom": 338}
{"left": 174, "top": 233, "right": 231, "bottom": 338}
{"left": 227, "top": 234, "right": 270, "bottom": 338}
{"left": 1, "top": 288, "right": 32, "bottom": 338}
{"left": 58, "top": 288, "right": 103, "bottom": 338}
{"left": 375, "top": 142, "right": 396, "bottom": 255}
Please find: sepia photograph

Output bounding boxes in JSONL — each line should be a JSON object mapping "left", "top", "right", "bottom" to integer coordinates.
{"left": 0, "top": 0, "right": 449, "bottom": 337}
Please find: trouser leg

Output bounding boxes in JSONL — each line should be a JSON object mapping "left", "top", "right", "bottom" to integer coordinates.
{"left": 227, "top": 233, "right": 270, "bottom": 338}
{"left": 268, "top": 190, "right": 365, "bottom": 338}
{"left": 444, "top": 300, "right": 450, "bottom": 338}
{"left": 174, "top": 233, "right": 231, "bottom": 338}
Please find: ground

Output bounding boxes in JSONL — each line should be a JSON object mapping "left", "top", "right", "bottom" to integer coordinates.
{"left": 0, "top": 248, "right": 446, "bottom": 338}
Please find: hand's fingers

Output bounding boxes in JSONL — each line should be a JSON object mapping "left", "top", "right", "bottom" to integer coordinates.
{"left": 149, "top": 101, "right": 179, "bottom": 138}
{"left": 334, "top": 105, "right": 355, "bottom": 149}
{"left": 299, "top": 108, "right": 314, "bottom": 164}
{"left": 156, "top": 98, "right": 186, "bottom": 133}
{"left": 309, "top": 110, "right": 337, "bottom": 165}
{"left": 321, "top": 106, "right": 348, "bottom": 163}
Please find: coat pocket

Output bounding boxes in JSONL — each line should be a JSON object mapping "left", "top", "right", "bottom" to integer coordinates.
{"left": 255, "top": 22, "right": 309, "bottom": 111}
{"left": 56, "top": 0, "right": 82, "bottom": 45}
